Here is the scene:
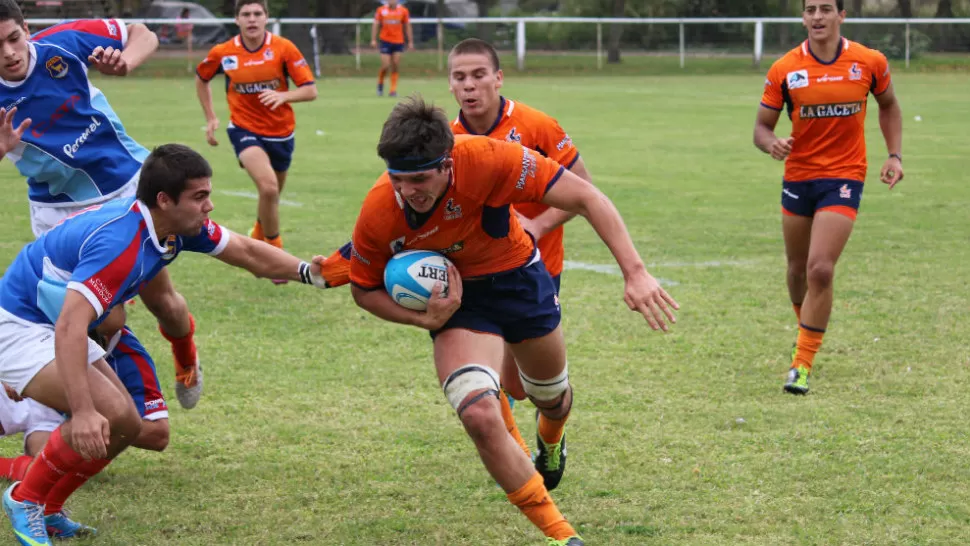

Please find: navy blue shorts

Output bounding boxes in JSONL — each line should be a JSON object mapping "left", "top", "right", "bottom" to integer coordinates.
{"left": 782, "top": 179, "right": 864, "bottom": 220}
{"left": 379, "top": 40, "right": 405, "bottom": 55}
{"left": 227, "top": 125, "right": 295, "bottom": 173}
{"left": 105, "top": 327, "right": 168, "bottom": 420}
{"left": 431, "top": 259, "right": 561, "bottom": 344}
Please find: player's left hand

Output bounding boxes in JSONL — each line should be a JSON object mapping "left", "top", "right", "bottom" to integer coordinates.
{"left": 258, "top": 90, "right": 287, "bottom": 111}
{"left": 880, "top": 156, "right": 904, "bottom": 189}
{"left": 309, "top": 255, "right": 330, "bottom": 288}
{"left": 89, "top": 46, "right": 130, "bottom": 76}
{"left": 407, "top": 43, "right": 415, "bottom": 51}
{"left": 623, "top": 269, "right": 679, "bottom": 332}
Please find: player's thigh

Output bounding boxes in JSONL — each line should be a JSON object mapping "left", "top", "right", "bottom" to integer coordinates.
{"left": 0, "top": 315, "right": 103, "bottom": 398}
{"left": 807, "top": 211, "right": 855, "bottom": 267}
{"left": 238, "top": 146, "right": 278, "bottom": 188}
{"left": 508, "top": 325, "right": 566, "bottom": 382}
{"left": 390, "top": 51, "right": 403, "bottom": 67}
{"left": 782, "top": 213, "right": 813, "bottom": 266}
{"left": 500, "top": 344, "right": 526, "bottom": 400}
{"left": 432, "top": 328, "right": 505, "bottom": 385}
{"left": 23, "top": 358, "right": 137, "bottom": 422}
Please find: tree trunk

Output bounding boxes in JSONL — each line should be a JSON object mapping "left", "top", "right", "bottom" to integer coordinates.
{"left": 851, "top": 0, "right": 863, "bottom": 16}
{"left": 897, "top": 0, "right": 913, "bottom": 18}
{"left": 607, "top": 0, "right": 625, "bottom": 63}
{"left": 935, "top": 0, "right": 953, "bottom": 17}
{"left": 221, "top": 0, "right": 235, "bottom": 17}
{"left": 473, "top": 0, "right": 494, "bottom": 43}
{"left": 284, "top": 0, "right": 314, "bottom": 61}
{"left": 779, "top": 0, "right": 790, "bottom": 47}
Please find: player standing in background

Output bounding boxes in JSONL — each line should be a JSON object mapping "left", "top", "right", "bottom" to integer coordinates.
{"left": 754, "top": 0, "right": 903, "bottom": 394}
{"left": 0, "top": 1, "right": 206, "bottom": 410}
{"left": 370, "top": 0, "right": 413, "bottom": 97}
{"left": 195, "top": 0, "right": 317, "bottom": 277}
{"left": 349, "top": 97, "right": 677, "bottom": 546}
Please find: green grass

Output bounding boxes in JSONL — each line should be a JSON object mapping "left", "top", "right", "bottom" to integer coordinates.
{"left": 0, "top": 70, "right": 968, "bottom": 545}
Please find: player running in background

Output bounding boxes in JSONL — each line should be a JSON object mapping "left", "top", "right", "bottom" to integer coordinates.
{"left": 195, "top": 0, "right": 317, "bottom": 274}
{"left": 370, "top": 0, "right": 413, "bottom": 97}
{"left": 0, "top": 1, "right": 206, "bottom": 410}
{"left": 349, "top": 96, "right": 677, "bottom": 545}
{"left": 754, "top": 0, "right": 903, "bottom": 394}
{"left": 0, "top": 144, "right": 328, "bottom": 545}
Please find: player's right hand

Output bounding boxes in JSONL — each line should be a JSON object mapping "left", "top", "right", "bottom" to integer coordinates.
{"left": 71, "top": 409, "right": 110, "bottom": 460}
{"left": 623, "top": 270, "right": 679, "bottom": 332}
{"left": 0, "top": 107, "right": 30, "bottom": 157}
{"left": 205, "top": 118, "right": 219, "bottom": 147}
{"left": 370, "top": 40, "right": 377, "bottom": 48}
{"left": 423, "top": 264, "right": 462, "bottom": 331}
{"left": 769, "top": 136, "right": 793, "bottom": 161}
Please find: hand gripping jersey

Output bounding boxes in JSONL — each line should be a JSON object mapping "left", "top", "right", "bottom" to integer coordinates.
{"left": 196, "top": 32, "right": 315, "bottom": 138}
{"left": 0, "top": 198, "right": 230, "bottom": 328}
{"left": 375, "top": 5, "right": 410, "bottom": 45}
{"left": 452, "top": 97, "right": 580, "bottom": 277}
{"left": 0, "top": 19, "right": 149, "bottom": 207}
{"left": 350, "top": 135, "right": 566, "bottom": 290}
{"left": 760, "top": 38, "right": 892, "bottom": 183}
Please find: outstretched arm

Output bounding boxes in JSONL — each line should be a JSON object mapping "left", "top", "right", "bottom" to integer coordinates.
{"left": 214, "top": 233, "right": 328, "bottom": 287}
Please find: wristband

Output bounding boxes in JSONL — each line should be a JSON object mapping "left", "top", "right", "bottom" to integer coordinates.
{"left": 889, "top": 153, "right": 902, "bottom": 162}
{"left": 299, "top": 262, "right": 312, "bottom": 284}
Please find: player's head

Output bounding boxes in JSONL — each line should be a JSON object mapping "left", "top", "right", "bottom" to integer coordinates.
{"left": 378, "top": 95, "right": 455, "bottom": 213}
{"left": 0, "top": 0, "right": 29, "bottom": 81}
{"left": 235, "top": 0, "right": 268, "bottom": 41}
{"left": 802, "top": 0, "right": 846, "bottom": 41}
{"left": 448, "top": 38, "right": 503, "bottom": 119}
{"left": 386, "top": 0, "right": 399, "bottom": 7}
{"left": 138, "top": 144, "right": 215, "bottom": 235}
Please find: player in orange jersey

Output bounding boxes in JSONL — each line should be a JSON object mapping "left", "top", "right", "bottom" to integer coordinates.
{"left": 754, "top": 0, "right": 903, "bottom": 394}
{"left": 370, "top": 0, "right": 413, "bottom": 97}
{"left": 195, "top": 0, "right": 317, "bottom": 282}
{"left": 350, "top": 96, "right": 678, "bottom": 545}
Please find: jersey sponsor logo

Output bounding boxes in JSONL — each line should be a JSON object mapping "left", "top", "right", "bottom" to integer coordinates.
{"left": 244, "top": 59, "right": 266, "bottom": 67}
{"left": 407, "top": 226, "right": 439, "bottom": 245}
{"left": 233, "top": 79, "right": 282, "bottom": 94}
{"left": 849, "top": 62, "right": 862, "bottom": 80}
{"left": 443, "top": 198, "right": 462, "bottom": 220}
{"left": 437, "top": 241, "right": 464, "bottom": 255}
{"left": 505, "top": 127, "right": 521, "bottom": 143}
{"left": 106, "top": 20, "right": 119, "bottom": 36}
{"left": 221, "top": 55, "right": 239, "bottom": 71}
{"left": 816, "top": 74, "right": 843, "bottom": 83}
{"left": 839, "top": 184, "right": 852, "bottom": 199}
{"left": 293, "top": 59, "right": 308, "bottom": 68}
{"left": 145, "top": 399, "right": 166, "bottom": 411}
{"left": 62, "top": 116, "right": 102, "bottom": 158}
{"left": 782, "top": 188, "right": 800, "bottom": 200}
{"left": 556, "top": 134, "right": 572, "bottom": 151}
{"left": 798, "top": 101, "right": 863, "bottom": 119}
{"left": 87, "top": 277, "right": 113, "bottom": 305}
{"left": 3, "top": 96, "right": 26, "bottom": 111}
{"left": 45, "top": 56, "right": 68, "bottom": 79}
{"left": 30, "top": 94, "right": 81, "bottom": 138}
{"left": 786, "top": 69, "right": 809, "bottom": 90}
{"left": 516, "top": 147, "right": 537, "bottom": 190}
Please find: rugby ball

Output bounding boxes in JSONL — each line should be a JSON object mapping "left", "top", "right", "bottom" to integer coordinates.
{"left": 384, "top": 250, "right": 453, "bottom": 311}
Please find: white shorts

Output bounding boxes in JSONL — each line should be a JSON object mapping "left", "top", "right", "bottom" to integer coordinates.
{"left": 0, "top": 308, "right": 105, "bottom": 395}
{"left": 29, "top": 180, "right": 138, "bottom": 238}
{"left": 0, "top": 389, "right": 64, "bottom": 452}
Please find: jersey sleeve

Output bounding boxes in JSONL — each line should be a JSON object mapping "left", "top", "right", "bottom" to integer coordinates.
{"left": 66, "top": 231, "right": 141, "bottom": 318}
{"left": 480, "top": 140, "right": 566, "bottom": 207}
{"left": 349, "top": 211, "right": 390, "bottom": 291}
{"left": 282, "top": 40, "right": 315, "bottom": 87}
{"left": 869, "top": 51, "right": 892, "bottom": 95}
{"left": 32, "top": 19, "right": 128, "bottom": 62}
{"left": 760, "top": 62, "right": 784, "bottom": 111}
{"left": 374, "top": 9, "right": 383, "bottom": 24}
{"left": 196, "top": 44, "right": 224, "bottom": 82}
{"left": 402, "top": 7, "right": 410, "bottom": 24}
{"left": 534, "top": 113, "right": 579, "bottom": 168}
{"left": 178, "top": 219, "right": 232, "bottom": 256}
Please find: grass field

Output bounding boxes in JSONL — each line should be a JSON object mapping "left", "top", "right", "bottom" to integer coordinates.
{"left": 0, "top": 66, "right": 968, "bottom": 545}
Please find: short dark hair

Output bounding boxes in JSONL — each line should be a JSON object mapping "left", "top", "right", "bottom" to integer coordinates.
{"left": 234, "top": 0, "right": 267, "bottom": 16}
{"left": 449, "top": 38, "right": 501, "bottom": 71}
{"left": 137, "top": 144, "right": 213, "bottom": 208}
{"left": 377, "top": 95, "right": 454, "bottom": 166}
{"left": 0, "top": 0, "right": 25, "bottom": 25}
{"left": 803, "top": 0, "right": 845, "bottom": 10}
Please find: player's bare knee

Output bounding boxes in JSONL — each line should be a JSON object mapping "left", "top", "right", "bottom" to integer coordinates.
{"left": 136, "top": 420, "right": 170, "bottom": 452}
{"left": 787, "top": 260, "right": 807, "bottom": 281}
{"left": 806, "top": 260, "right": 835, "bottom": 289}
{"left": 520, "top": 366, "right": 572, "bottom": 419}
{"left": 255, "top": 179, "right": 280, "bottom": 202}
{"left": 443, "top": 364, "right": 501, "bottom": 439}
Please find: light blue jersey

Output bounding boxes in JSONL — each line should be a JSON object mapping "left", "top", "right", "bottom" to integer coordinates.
{"left": 0, "top": 19, "right": 149, "bottom": 207}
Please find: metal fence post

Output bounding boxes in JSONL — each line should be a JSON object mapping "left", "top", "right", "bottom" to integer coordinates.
{"left": 905, "top": 22, "right": 911, "bottom": 68}
{"left": 679, "top": 22, "right": 685, "bottom": 68}
{"left": 516, "top": 19, "right": 526, "bottom": 71}
{"left": 437, "top": 19, "right": 444, "bottom": 72}
{"left": 596, "top": 22, "right": 603, "bottom": 70}
{"left": 355, "top": 22, "right": 361, "bottom": 71}
{"left": 754, "top": 20, "right": 764, "bottom": 67}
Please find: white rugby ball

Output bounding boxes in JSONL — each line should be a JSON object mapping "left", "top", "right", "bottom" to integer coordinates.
{"left": 383, "top": 250, "right": 453, "bottom": 311}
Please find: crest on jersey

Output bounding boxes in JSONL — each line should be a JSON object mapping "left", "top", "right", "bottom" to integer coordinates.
{"left": 786, "top": 70, "right": 809, "bottom": 90}
{"left": 390, "top": 236, "right": 405, "bottom": 254}
{"left": 264, "top": 48, "right": 274, "bottom": 60}
{"left": 46, "top": 56, "right": 68, "bottom": 79}
{"left": 161, "top": 235, "right": 178, "bottom": 261}
{"left": 221, "top": 55, "right": 239, "bottom": 71}
{"left": 505, "top": 127, "right": 521, "bottom": 143}
{"left": 444, "top": 198, "right": 462, "bottom": 220}
{"left": 849, "top": 62, "right": 862, "bottom": 80}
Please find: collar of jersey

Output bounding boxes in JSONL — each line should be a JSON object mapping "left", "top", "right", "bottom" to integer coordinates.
{"left": 805, "top": 36, "right": 846, "bottom": 66}
{"left": 0, "top": 42, "right": 37, "bottom": 88}
{"left": 134, "top": 199, "right": 170, "bottom": 253}
{"left": 458, "top": 96, "right": 507, "bottom": 137}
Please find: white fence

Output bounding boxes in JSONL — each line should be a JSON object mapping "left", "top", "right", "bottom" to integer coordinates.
{"left": 29, "top": 16, "right": 970, "bottom": 72}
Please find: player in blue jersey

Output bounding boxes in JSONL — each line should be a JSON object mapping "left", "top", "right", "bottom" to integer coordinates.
{"left": 0, "top": 143, "right": 328, "bottom": 545}
{"left": 0, "top": 1, "right": 206, "bottom": 411}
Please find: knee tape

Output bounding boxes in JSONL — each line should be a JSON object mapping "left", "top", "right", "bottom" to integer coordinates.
{"left": 519, "top": 364, "right": 569, "bottom": 402}
{"left": 442, "top": 364, "right": 500, "bottom": 415}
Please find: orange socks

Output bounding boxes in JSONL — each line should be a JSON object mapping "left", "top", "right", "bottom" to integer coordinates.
{"left": 378, "top": 68, "right": 387, "bottom": 85}
{"left": 538, "top": 412, "right": 568, "bottom": 445}
{"left": 250, "top": 219, "right": 264, "bottom": 241}
{"left": 390, "top": 72, "right": 399, "bottom": 93}
{"left": 159, "top": 313, "right": 197, "bottom": 374}
{"left": 265, "top": 234, "right": 283, "bottom": 249}
{"left": 792, "top": 324, "right": 825, "bottom": 371}
{"left": 499, "top": 390, "right": 530, "bottom": 458}
{"left": 507, "top": 473, "right": 576, "bottom": 540}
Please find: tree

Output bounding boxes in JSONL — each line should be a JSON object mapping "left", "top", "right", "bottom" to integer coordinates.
{"left": 897, "top": 0, "right": 913, "bottom": 17}
{"left": 607, "top": 0, "right": 625, "bottom": 63}
{"left": 473, "top": 0, "right": 498, "bottom": 42}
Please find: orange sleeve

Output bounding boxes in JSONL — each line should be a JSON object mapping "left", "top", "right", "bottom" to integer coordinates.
{"left": 196, "top": 43, "right": 224, "bottom": 82}
{"left": 283, "top": 39, "right": 315, "bottom": 87}
{"left": 477, "top": 139, "right": 566, "bottom": 208}
{"left": 760, "top": 61, "right": 784, "bottom": 111}
{"left": 373, "top": 9, "right": 383, "bottom": 24}
{"left": 869, "top": 51, "right": 892, "bottom": 95}
{"left": 350, "top": 194, "right": 391, "bottom": 290}
{"left": 402, "top": 7, "right": 410, "bottom": 24}
{"left": 534, "top": 112, "right": 579, "bottom": 168}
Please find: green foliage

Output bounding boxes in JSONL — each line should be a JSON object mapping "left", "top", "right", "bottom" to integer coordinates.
{"left": 871, "top": 28, "right": 933, "bottom": 59}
